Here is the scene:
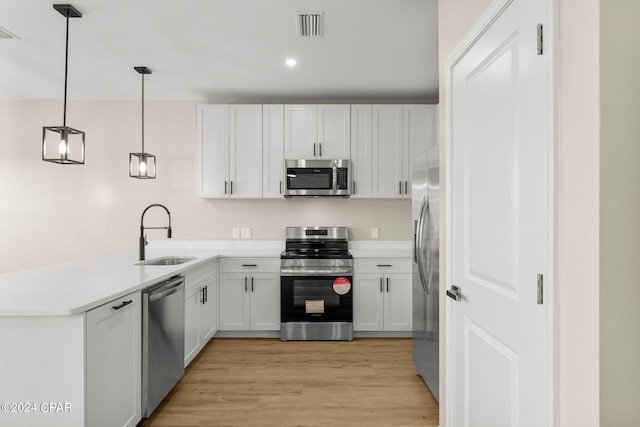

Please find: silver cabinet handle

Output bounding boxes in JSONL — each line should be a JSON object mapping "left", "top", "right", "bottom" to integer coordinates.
{"left": 386, "top": 277, "right": 389, "bottom": 292}
{"left": 377, "top": 264, "right": 392, "bottom": 267}
{"left": 279, "top": 181, "right": 282, "bottom": 195}
{"left": 447, "top": 285, "right": 462, "bottom": 301}
{"left": 200, "top": 287, "right": 206, "bottom": 304}
{"left": 204, "top": 285, "right": 208, "bottom": 304}
{"left": 319, "top": 143, "right": 322, "bottom": 157}
{"left": 251, "top": 277, "right": 254, "bottom": 292}
{"left": 244, "top": 277, "right": 248, "bottom": 292}
{"left": 399, "top": 181, "right": 402, "bottom": 195}
{"left": 242, "top": 264, "right": 257, "bottom": 267}
{"left": 313, "top": 143, "right": 316, "bottom": 157}
{"left": 230, "top": 181, "right": 233, "bottom": 195}
{"left": 353, "top": 181, "right": 356, "bottom": 195}
{"left": 379, "top": 277, "right": 383, "bottom": 293}
{"left": 404, "top": 181, "right": 408, "bottom": 194}
{"left": 224, "top": 180, "right": 228, "bottom": 194}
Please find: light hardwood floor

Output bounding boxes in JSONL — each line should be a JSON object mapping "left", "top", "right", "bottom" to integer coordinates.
{"left": 141, "top": 338, "right": 439, "bottom": 427}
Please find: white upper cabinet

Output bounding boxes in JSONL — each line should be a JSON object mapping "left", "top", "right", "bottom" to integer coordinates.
{"left": 262, "top": 105, "right": 285, "bottom": 198}
{"left": 229, "top": 105, "right": 263, "bottom": 198}
{"left": 195, "top": 105, "right": 229, "bottom": 198}
{"left": 195, "top": 104, "right": 263, "bottom": 198}
{"left": 402, "top": 104, "right": 437, "bottom": 198}
{"left": 350, "top": 105, "right": 373, "bottom": 198}
{"left": 372, "top": 105, "right": 404, "bottom": 198}
{"left": 352, "top": 104, "right": 437, "bottom": 199}
{"left": 284, "top": 104, "right": 350, "bottom": 159}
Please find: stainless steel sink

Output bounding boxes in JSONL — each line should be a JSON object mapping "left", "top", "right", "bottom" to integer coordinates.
{"left": 136, "top": 256, "right": 197, "bottom": 266}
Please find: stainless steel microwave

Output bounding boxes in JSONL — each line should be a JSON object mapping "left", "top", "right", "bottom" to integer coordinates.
{"left": 284, "top": 159, "right": 351, "bottom": 197}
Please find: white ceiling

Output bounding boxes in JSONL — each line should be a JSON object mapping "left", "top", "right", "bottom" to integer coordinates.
{"left": 0, "top": 0, "right": 438, "bottom": 101}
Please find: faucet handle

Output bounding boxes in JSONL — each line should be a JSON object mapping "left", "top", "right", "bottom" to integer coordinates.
{"left": 144, "top": 235, "right": 148, "bottom": 246}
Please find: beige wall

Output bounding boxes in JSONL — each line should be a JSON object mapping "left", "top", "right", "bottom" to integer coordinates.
{"left": 558, "top": 1, "right": 601, "bottom": 425}
{"left": 600, "top": 1, "right": 640, "bottom": 425}
{"left": 0, "top": 100, "right": 411, "bottom": 274}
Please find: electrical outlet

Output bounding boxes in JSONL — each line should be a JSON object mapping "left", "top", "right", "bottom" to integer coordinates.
{"left": 371, "top": 227, "right": 379, "bottom": 239}
{"left": 232, "top": 228, "right": 240, "bottom": 239}
{"left": 241, "top": 227, "right": 252, "bottom": 239}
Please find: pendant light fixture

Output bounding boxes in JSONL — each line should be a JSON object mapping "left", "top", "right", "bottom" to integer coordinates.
{"left": 129, "top": 66, "right": 156, "bottom": 179}
{"left": 42, "top": 4, "right": 85, "bottom": 165}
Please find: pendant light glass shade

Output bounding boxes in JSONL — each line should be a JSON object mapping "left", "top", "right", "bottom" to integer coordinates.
{"left": 130, "top": 66, "right": 156, "bottom": 179}
{"left": 43, "top": 4, "right": 85, "bottom": 165}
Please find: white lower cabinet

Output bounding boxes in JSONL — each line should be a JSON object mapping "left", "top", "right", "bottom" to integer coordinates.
{"left": 86, "top": 291, "right": 141, "bottom": 427}
{"left": 354, "top": 258, "right": 412, "bottom": 332}
{"left": 184, "top": 259, "right": 218, "bottom": 367}
{"left": 219, "top": 258, "right": 280, "bottom": 331}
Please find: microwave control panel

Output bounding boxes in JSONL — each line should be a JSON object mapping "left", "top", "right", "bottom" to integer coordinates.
{"left": 336, "top": 168, "right": 348, "bottom": 190}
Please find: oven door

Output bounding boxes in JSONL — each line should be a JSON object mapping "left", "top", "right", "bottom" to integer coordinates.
{"left": 281, "top": 275, "right": 353, "bottom": 323}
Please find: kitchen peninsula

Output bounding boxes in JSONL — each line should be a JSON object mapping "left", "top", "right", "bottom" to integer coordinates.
{"left": 0, "top": 239, "right": 409, "bottom": 427}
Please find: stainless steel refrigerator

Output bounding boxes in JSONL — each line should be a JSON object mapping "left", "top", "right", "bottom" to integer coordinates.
{"left": 412, "top": 145, "right": 439, "bottom": 401}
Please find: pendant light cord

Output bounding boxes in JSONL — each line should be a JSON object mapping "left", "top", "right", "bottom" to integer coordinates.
{"left": 63, "top": 11, "right": 69, "bottom": 128}
{"left": 141, "top": 72, "right": 145, "bottom": 153}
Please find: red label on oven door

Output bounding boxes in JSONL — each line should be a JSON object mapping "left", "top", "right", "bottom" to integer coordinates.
{"left": 333, "top": 277, "right": 351, "bottom": 295}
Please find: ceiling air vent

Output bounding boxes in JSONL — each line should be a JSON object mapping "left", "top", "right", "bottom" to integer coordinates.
{"left": 0, "top": 25, "right": 19, "bottom": 40}
{"left": 296, "top": 11, "right": 324, "bottom": 37}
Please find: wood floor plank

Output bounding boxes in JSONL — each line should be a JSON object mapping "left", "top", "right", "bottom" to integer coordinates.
{"left": 141, "top": 338, "right": 439, "bottom": 427}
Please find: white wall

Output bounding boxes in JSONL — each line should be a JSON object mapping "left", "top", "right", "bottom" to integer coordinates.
{"left": 0, "top": 100, "right": 410, "bottom": 273}
{"left": 600, "top": 0, "right": 640, "bottom": 425}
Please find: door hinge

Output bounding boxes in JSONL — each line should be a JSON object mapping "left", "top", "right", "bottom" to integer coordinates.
{"left": 537, "top": 274, "right": 544, "bottom": 304}
{"left": 537, "top": 24, "right": 544, "bottom": 55}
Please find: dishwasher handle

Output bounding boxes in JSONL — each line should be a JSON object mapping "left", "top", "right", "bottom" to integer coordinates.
{"left": 147, "top": 276, "right": 185, "bottom": 302}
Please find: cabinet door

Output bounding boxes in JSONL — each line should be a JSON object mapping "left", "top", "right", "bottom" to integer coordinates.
{"left": 317, "top": 104, "right": 350, "bottom": 159}
{"left": 219, "top": 273, "right": 251, "bottom": 330}
{"left": 86, "top": 291, "right": 141, "bottom": 427}
{"left": 249, "top": 273, "right": 280, "bottom": 330}
{"left": 184, "top": 284, "right": 202, "bottom": 367}
{"left": 284, "top": 104, "right": 317, "bottom": 158}
{"left": 372, "top": 105, "right": 404, "bottom": 198}
{"left": 402, "top": 105, "right": 436, "bottom": 198}
{"left": 195, "top": 104, "right": 229, "bottom": 198}
{"left": 200, "top": 275, "right": 218, "bottom": 341}
{"left": 383, "top": 273, "right": 413, "bottom": 331}
{"left": 229, "top": 105, "right": 263, "bottom": 198}
{"left": 263, "top": 105, "right": 285, "bottom": 198}
{"left": 350, "top": 105, "right": 372, "bottom": 198}
{"left": 353, "top": 273, "right": 385, "bottom": 331}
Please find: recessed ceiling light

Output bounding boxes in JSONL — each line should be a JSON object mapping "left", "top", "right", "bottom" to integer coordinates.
{"left": 285, "top": 58, "right": 297, "bottom": 67}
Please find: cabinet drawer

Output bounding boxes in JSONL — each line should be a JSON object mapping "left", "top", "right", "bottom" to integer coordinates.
{"left": 88, "top": 291, "right": 141, "bottom": 319}
{"left": 220, "top": 258, "right": 279, "bottom": 273}
{"left": 355, "top": 258, "right": 412, "bottom": 274}
{"left": 185, "top": 260, "right": 217, "bottom": 289}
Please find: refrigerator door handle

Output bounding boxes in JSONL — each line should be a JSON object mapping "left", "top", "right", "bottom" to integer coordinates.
{"left": 416, "top": 196, "right": 429, "bottom": 293}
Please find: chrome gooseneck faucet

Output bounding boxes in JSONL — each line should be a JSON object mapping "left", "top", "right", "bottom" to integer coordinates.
{"left": 139, "top": 204, "right": 172, "bottom": 260}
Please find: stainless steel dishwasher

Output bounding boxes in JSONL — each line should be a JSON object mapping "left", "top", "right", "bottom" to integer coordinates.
{"left": 142, "top": 275, "right": 185, "bottom": 418}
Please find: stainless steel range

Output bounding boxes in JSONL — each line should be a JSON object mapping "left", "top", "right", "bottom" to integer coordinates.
{"left": 280, "top": 226, "right": 354, "bottom": 341}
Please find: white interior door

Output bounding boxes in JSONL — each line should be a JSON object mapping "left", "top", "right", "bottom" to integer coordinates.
{"left": 446, "top": 0, "right": 553, "bottom": 426}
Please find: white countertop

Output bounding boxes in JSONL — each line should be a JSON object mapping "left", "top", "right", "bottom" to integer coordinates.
{"left": 0, "top": 240, "right": 409, "bottom": 317}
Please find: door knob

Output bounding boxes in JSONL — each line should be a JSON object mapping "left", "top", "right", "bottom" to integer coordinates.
{"left": 446, "top": 285, "right": 462, "bottom": 302}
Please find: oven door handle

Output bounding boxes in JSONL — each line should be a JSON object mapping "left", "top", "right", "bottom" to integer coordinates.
{"left": 280, "top": 269, "right": 354, "bottom": 277}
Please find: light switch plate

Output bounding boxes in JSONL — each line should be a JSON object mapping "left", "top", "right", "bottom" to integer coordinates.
{"left": 232, "top": 228, "right": 240, "bottom": 239}
{"left": 241, "top": 227, "right": 252, "bottom": 239}
{"left": 371, "top": 227, "right": 379, "bottom": 239}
